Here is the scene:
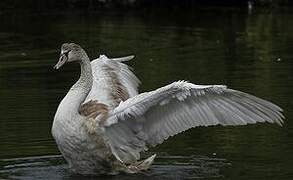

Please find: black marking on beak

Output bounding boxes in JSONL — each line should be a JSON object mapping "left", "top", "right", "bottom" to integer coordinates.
{"left": 54, "top": 50, "right": 70, "bottom": 70}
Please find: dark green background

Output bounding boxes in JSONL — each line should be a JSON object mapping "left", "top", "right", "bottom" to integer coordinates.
{"left": 0, "top": 7, "right": 292, "bottom": 179}
{"left": 0, "top": 0, "right": 292, "bottom": 13}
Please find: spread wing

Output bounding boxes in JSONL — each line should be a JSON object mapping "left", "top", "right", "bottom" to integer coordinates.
{"left": 85, "top": 55, "right": 140, "bottom": 108}
{"left": 103, "top": 81, "right": 284, "bottom": 163}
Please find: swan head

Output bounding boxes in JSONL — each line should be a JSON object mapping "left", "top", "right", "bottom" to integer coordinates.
{"left": 54, "top": 43, "right": 87, "bottom": 69}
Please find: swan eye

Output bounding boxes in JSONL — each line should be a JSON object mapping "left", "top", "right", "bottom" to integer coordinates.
{"left": 63, "top": 50, "right": 71, "bottom": 57}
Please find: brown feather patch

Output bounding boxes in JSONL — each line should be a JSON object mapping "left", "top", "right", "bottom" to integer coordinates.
{"left": 103, "top": 65, "right": 130, "bottom": 105}
{"left": 79, "top": 100, "right": 108, "bottom": 119}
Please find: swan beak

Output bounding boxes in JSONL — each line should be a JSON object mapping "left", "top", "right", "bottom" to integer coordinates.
{"left": 54, "top": 54, "right": 67, "bottom": 69}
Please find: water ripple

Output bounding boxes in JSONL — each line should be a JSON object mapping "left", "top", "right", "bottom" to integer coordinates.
{"left": 0, "top": 155, "right": 230, "bottom": 180}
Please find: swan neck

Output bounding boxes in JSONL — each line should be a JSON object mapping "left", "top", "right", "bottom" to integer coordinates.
{"left": 54, "top": 52, "right": 93, "bottom": 123}
{"left": 71, "top": 56, "right": 93, "bottom": 93}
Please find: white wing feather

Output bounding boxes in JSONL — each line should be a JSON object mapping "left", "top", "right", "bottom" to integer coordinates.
{"left": 103, "top": 81, "right": 284, "bottom": 163}
{"left": 85, "top": 55, "right": 140, "bottom": 106}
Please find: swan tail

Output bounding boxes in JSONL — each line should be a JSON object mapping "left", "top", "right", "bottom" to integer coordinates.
{"left": 114, "top": 154, "right": 156, "bottom": 174}
{"left": 131, "top": 154, "right": 156, "bottom": 171}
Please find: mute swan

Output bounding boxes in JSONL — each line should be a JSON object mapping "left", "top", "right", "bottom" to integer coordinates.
{"left": 52, "top": 43, "right": 284, "bottom": 175}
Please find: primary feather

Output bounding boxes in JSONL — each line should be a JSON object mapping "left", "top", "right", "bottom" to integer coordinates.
{"left": 103, "top": 81, "right": 283, "bottom": 163}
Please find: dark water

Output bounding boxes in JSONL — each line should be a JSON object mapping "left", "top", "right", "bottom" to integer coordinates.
{"left": 0, "top": 8, "right": 293, "bottom": 180}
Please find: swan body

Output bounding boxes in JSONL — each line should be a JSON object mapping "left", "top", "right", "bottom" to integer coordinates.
{"left": 52, "top": 43, "right": 284, "bottom": 175}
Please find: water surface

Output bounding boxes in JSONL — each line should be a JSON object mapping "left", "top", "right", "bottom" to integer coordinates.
{"left": 0, "top": 8, "right": 292, "bottom": 179}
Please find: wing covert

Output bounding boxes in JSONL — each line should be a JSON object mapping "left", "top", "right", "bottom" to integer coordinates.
{"left": 103, "top": 81, "right": 284, "bottom": 163}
